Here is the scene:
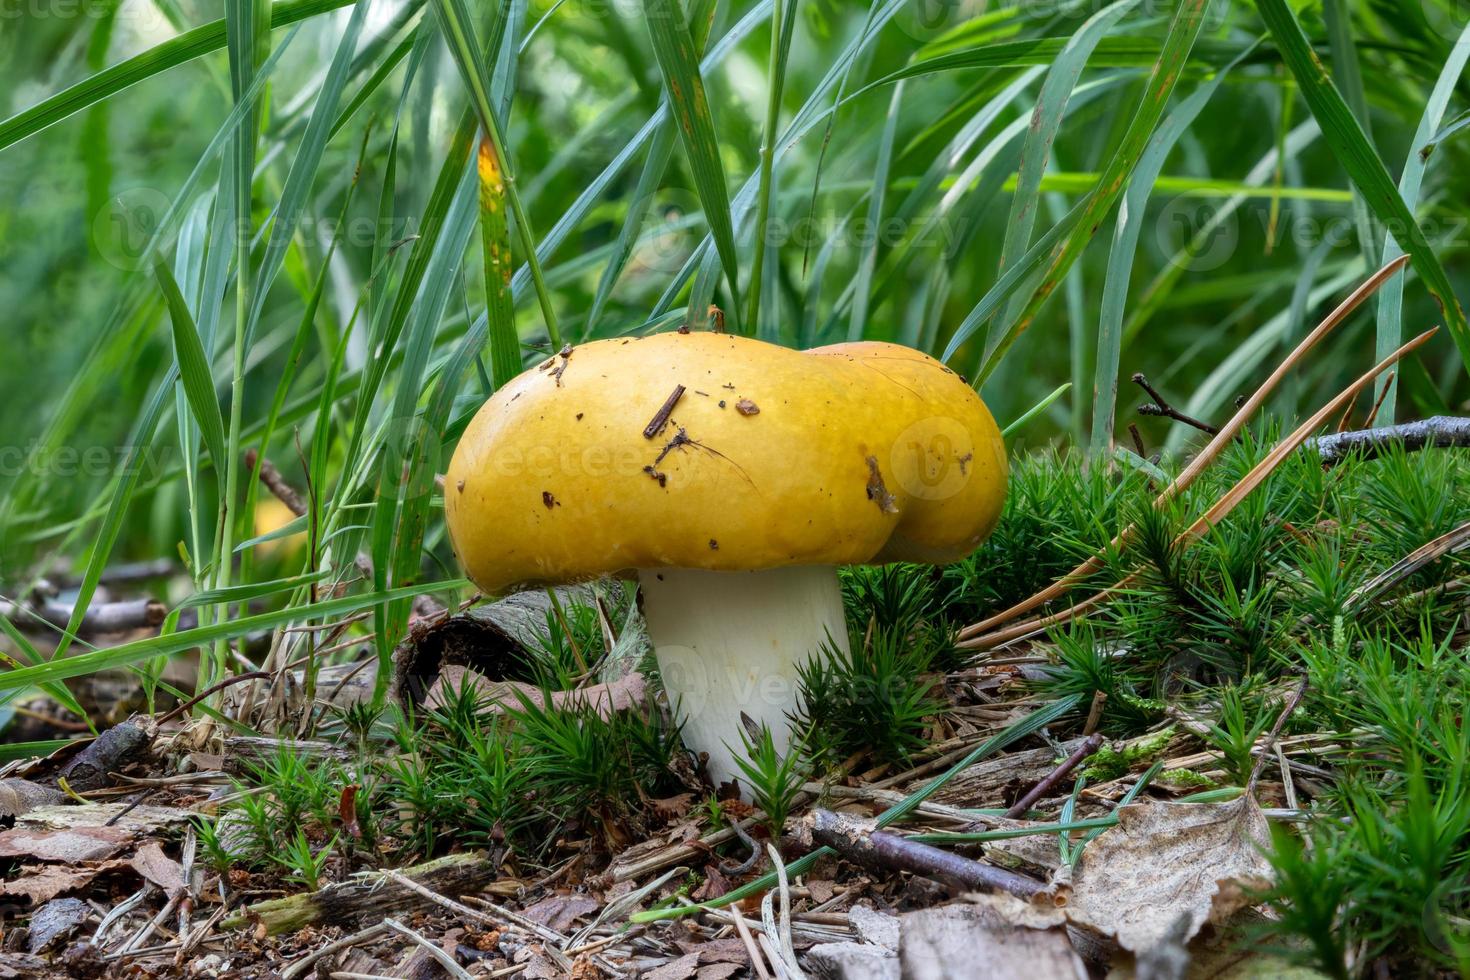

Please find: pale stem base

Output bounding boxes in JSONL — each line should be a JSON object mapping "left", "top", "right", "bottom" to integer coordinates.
{"left": 637, "top": 565, "right": 850, "bottom": 791}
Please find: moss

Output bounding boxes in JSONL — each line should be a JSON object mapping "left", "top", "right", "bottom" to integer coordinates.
{"left": 1155, "top": 767, "right": 1215, "bottom": 790}
{"left": 1081, "top": 727, "right": 1175, "bottom": 782}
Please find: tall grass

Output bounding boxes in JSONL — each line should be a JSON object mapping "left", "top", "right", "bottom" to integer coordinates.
{"left": 0, "top": 0, "right": 1466, "bottom": 713}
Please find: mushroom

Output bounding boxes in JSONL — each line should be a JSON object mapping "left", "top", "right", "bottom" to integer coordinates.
{"left": 444, "top": 333, "right": 1007, "bottom": 788}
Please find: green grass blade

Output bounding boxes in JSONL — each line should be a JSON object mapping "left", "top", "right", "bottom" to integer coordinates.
{"left": 0, "top": 583, "right": 465, "bottom": 694}
{"left": 1087, "top": 46, "right": 1248, "bottom": 456}
{"left": 1256, "top": 0, "right": 1470, "bottom": 376}
{"left": 995, "top": 0, "right": 1139, "bottom": 333}
{"left": 0, "top": 614, "right": 93, "bottom": 728}
{"left": 1002, "top": 382, "right": 1072, "bottom": 438}
{"left": 155, "top": 260, "right": 228, "bottom": 472}
{"left": 642, "top": 0, "right": 743, "bottom": 330}
{"left": 971, "top": 0, "right": 1213, "bottom": 383}
{"left": 745, "top": 0, "right": 798, "bottom": 337}
{"left": 1372, "top": 20, "right": 1470, "bottom": 423}
{"left": 244, "top": 0, "right": 370, "bottom": 344}
{"left": 0, "top": 0, "right": 354, "bottom": 153}
{"left": 478, "top": 135, "right": 520, "bottom": 386}
{"left": 848, "top": 80, "right": 904, "bottom": 342}
{"left": 433, "top": 0, "right": 562, "bottom": 348}
{"left": 179, "top": 571, "right": 330, "bottom": 609}
{"left": 47, "top": 369, "right": 178, "bottom": 666}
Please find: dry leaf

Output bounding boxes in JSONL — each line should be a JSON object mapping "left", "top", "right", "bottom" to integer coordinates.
{"left": 899, "top": 903, "right": 1085, "bottom": 980}
{"left": 0, "top": 825, "right": 132, "bottom": 863}
{"left": 521, "top": 894, "right": 599, "bottom": 933}
{"left": 0, "top": 860, "right": 129, "bottom": 903}
{"left": 1063, "top": 797, "right": 1273, "bottom": 956}
{"left": 0, "top": 779, "right": 65, "bottom": 818}
{"left": 646, "top": 952, "right": 700, "bottom": 980}
{"left": 130, "top": 840, "right": 185, "bottom": 893}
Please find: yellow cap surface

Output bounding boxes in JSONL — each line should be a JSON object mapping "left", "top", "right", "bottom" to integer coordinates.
{"left": 445, "top": 333, "right": 1007, "bottom": 593}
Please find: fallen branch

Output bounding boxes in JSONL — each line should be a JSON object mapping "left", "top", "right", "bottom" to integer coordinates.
{"left": 804, "top": 808, "right": 1048, "bottom": 901}
{"left": 221, "top": 851, "right": 498, "bottom": 936}
{"left": 4, "top": 596, "right": 166, "bottom": 637}
{"left": 244, "top": 449, "right": 307, "bottom": 517}
{"left": 1309, "top": 415, "right": 1470, "bottom": 464}
{"left": 1133, "top": 373, "right": 1220, "bottom": 435}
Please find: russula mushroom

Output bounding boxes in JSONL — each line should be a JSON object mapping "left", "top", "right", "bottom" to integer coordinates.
{"left": 444, "top": 333, "right": 1007, "bottom": 788}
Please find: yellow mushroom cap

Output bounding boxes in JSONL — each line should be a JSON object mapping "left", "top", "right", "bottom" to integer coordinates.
{"left": 444, "top": 333, "right": 1008, "bottom": 594}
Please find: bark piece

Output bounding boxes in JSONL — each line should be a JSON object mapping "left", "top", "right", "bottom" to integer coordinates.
{"left": 57, "top": 721, "right": 150, "bottom": 791}
{"left": 18, "top": 802, "right": 192, "bottom": 834}
{"left": 0, "top": 825, "right": 132, "bottom": 863}
{"left": 392, "top": 584, "right": 620, "bottom": 709}
{"left": 805, "top": 942, "right": 899, "bottom": 980}
{"left": 222, "top": 851, "right": 498, "bottom": 936}
{"left": 27, "top": 897, "right": 92, "bottom": 953}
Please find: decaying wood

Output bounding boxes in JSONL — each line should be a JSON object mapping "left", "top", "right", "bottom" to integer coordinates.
{"left": 1310, "top": 415, "right": 1470, "bottom": 464}
{"left": 4, "top": 597, "right": 166, "bottom": 637}
{"left": 222, "top": 851, "right": 498, "bottom": 936}
{"left": 391, "top": 583, "right": 626, "bottom": 708}
{"left": 59, "top": 721, "right": 151, "bottom": 791}
{"left": 805, "top": 809, "right": 1048, "bottom": 901}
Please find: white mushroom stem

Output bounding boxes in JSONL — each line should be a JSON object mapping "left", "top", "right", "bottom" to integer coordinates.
{"left": 637, "top": 565, "right": 850, "bottom": 790}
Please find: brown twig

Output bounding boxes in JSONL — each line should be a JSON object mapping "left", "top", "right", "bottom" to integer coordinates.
{"left": 1082, "top": 691, "right": 1108, "bottom": 737}
{"left": 244, "top": 449, "right": 307, "bottom": 516}
{"left": 1133, "top": 373, "right": 1220, "bottom": 435}
{"left": 806, "top": 808, "right": 1048, "bottom": 901}
{"left": 719, "top": 815, "right": 763, "bottom": 876}
{"left": 957, "top": 255, "right": 1411, "bottom": 644}
{"left": 1127, "top": 423, "right": 1148, "bottom": 458}
{"left": 1003, "top": 733, "right": 1105, "bottom": 818}
{"left": 1309, "top": 415, "right": 1470, "bottom": 465}
{"left": 155, "top": 672, "right": 272, "bottom": 725}
{"left": 1248, "top": 678, "right": 1309, "bottom": 796}
{"left": 643, "top": 385, "right": 686, "bottom": 439}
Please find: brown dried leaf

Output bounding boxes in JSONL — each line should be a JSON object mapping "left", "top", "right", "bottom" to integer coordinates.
{"left": 899, "top": 902, "right": 1085, "bottom": 980}
{"left": 130, "top": 840, "right": 185, "bottom": 893}
{"left": 1063, "top": 797, "right": 1273, "bottom": 955}
{"left": 0, "top": 860, "right": 129, "bottom": 903}
{"left": 521, "top": 894, "right": 599, "bottom": 933}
